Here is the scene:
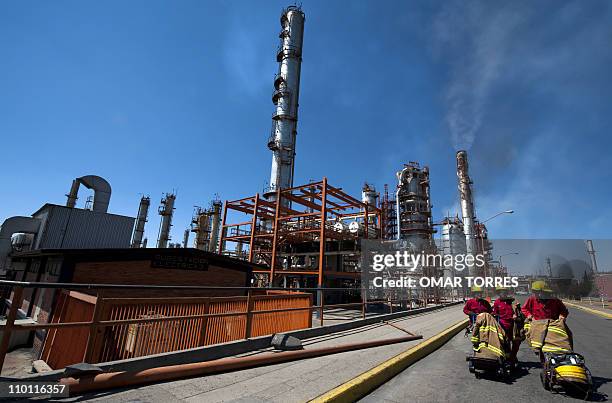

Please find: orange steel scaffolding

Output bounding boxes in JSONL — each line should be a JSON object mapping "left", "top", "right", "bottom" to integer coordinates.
{"left": 218, "top": 178, "right": 382, "bottom": 287}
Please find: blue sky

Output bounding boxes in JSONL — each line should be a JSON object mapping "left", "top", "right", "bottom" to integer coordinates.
{"left": 1, "top": 0, "right": 611, "bottom": 246}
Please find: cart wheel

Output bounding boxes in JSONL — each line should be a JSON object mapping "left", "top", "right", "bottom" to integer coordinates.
{"left": 468, "top": 361, "right": 475, "bottom": 374}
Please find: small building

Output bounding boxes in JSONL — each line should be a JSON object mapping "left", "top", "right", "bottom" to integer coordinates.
{"left": 6, "top": 248, "right": 261, "bottom": 358}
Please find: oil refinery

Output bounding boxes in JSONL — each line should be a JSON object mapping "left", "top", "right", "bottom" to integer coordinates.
{"left": 0, "top": 3, "right": 609, "bottom": 402}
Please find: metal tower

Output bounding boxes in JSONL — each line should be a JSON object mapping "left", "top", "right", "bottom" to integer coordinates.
{"left": 456, "top": 150, "right": 477, "bottom": 258}
{"left": 265, "top": 6, "right": 305, "bottom": 204}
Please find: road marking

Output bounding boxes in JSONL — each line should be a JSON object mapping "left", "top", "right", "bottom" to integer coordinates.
{"left": 309, "top": 318, "right": 469, "bottom": 403}
{"left": 564, "top": 301, "right": 612, "bottom": 319}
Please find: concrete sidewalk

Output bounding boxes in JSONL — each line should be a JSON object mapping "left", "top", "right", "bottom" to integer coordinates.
{"left": 57, "top": 305, "right": 465, "bottom": 402}
{"left": 563, "top": 300, "right": 612, "bottom": 318}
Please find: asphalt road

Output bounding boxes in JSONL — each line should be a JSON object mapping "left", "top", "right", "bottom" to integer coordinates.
{"left": 362, "top": 307, "right": 612, "bottom": 403}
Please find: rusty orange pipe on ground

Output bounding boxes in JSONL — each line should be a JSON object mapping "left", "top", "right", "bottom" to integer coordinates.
{"left": 60, "top": 334, "right": 422, "bottom": 395}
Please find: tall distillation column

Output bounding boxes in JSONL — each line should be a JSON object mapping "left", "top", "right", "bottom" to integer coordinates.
{"left": 191, "top": 207, "right": 211, "bottom": 251}
{"left": 157, "top": 193, "right": 176, "bottom": 248}
{"left": 395, "top": 162, "right": 437, "bottom": 303}
{"left": 395, "top": 162, "right": 435, "bottom": 247}
{"left": 131, "top": 196, "right": 150, "bottom": 248}
{"left": 264, "top": 6, "right": 305, "bottom": 205}
{"left": 441, "top": 216, "right": 468, "bottom": 298}
{"left": 456, "top": 150, "right": 477, "bottom": 265}
{"left": 209, "top": 200, "right": 222, "bottom": 253}
{"left": 362, "top": 183, "right": 378, "bottom": 238}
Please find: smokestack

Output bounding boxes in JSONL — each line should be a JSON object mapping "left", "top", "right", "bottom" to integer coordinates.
{"left": 456, "top": 150, "right": 477, "bottom": 261}
{"left": 265, "top": 6, "right": 305, "bottom": 204}
{"left": 131, "top": 196, "right": 150, "bottom": 248}
{"left": 157, "top": 193, "right": 176, "bottom": 248}
{"left": 209, "top": 200, "right": 222, "bottom": 253}
{"left": 586, "top": 240, "right": 599, "bottom": 273}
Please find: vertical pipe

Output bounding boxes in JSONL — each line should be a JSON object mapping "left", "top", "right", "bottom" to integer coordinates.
{"left": 395, "top": 186, "right": 401, "bottom": 240}
{"left": 364, "top": 202, "right": 369, "bottom": 239}
{"left": 66, "top": 179, "right": 80, "bottom": 208}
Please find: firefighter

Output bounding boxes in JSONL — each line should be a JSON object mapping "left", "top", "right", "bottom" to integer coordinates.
{"left": 522, "top": 280, "right": 570, "bottom": 363}
{"left": 521, "top": 280, "right": 569, "bottom": 321}
{"left": 463, "top": 286, "right": 492, "bottom": 325}
{"left": 492, "top": 286, "right": 523, "bottom": 366}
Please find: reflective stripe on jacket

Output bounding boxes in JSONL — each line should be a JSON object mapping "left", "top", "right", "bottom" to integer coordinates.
{"left": 524, "top": 318, "right": 573, "bottom": 353}
{"left": 471, "top": 312, "right": 508, "bottom": 360}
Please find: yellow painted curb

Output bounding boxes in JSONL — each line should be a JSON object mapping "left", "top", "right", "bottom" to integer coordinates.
{"left": 310, "top": 318, "right": 469, "bottom": 403}
{"left": 564, "top": 301, "right": 612, "bottom": 319}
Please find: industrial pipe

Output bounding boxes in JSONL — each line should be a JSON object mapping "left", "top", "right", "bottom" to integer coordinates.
{"left": 65, "top": 175, "right": 112, "bottom": 213}
{"left": 60, "top": 334, "right": 422, "bottom": 395}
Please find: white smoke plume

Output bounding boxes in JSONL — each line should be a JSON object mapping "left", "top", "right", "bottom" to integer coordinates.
{"left": 433, "top": 2, "right": 528, "bottom": 150}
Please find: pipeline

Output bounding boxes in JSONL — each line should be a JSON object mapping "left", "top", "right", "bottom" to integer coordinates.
{"left": 60, "top": 334, "right": 422, "bottom": 395}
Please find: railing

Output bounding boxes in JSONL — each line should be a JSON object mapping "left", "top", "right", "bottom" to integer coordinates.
{"left": 0, "top": 280, "right": 439, "bottom": 372}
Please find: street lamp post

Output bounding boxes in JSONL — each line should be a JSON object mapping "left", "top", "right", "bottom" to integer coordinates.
{"left": 478, "top": 210, "right": 514, "bottom": 296}
{"left": 482, "top": 210, "right": 514, "bottom": 224}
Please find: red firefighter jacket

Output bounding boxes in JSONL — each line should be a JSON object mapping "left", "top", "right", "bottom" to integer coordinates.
{"left": 492, "top": 298, "right": 514, "bottom": 331}
{"left": 521, "top": 296, "right": 568, "bottom": 320}
{"left": 463, "top": 298, "right": 492, "bottom": 315}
